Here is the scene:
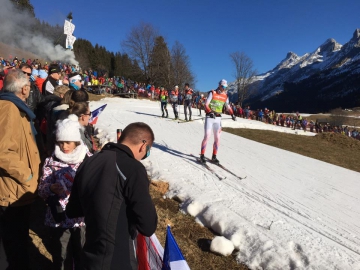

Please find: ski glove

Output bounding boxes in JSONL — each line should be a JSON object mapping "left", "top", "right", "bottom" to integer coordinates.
{"left": 208, "top": 112, "right": 215, "bottom": 118}
{"left": 231, "top": 114, "right": 236, "bottom": 121}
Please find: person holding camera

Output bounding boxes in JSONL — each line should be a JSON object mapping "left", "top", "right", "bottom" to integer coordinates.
{"left": 38, "top": 115, "right": 91, "bottom": 269}
{"left": 199, "top": 79, "right": 236, "bottom": 164}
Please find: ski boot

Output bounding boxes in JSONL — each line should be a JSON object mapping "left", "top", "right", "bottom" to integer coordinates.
{"left": 162, "top": 113, "right": 165, "bottom": 118}
{"left": 199, "top": 154, "right": 206, "bottom": 164}
{"left": 185, "top": 117, "right": 188, "bottom": 121}
{"left": 211, "top": 154, "right": 220, "bottom": 165}
{"left": 189, "top": 116, "right": 192, "bottom": 121}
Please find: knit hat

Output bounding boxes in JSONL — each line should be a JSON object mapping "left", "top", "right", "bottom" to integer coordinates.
{"left": 219, "top": 79, "right": 228, "bottom": 88}
{"left": 56, "top": 114, "right": 81, "bottom": 142}
{"left": 48, "top": 64, "right": 61, "bottom": 75}
{"left": 69, "top": 72, "right": 82, "bottom": 83}
{"left": 31, "top": 69, "right": 39, "bottom": 77}
{"left": 38, "top": 70, "right": 48, "bottom": 79}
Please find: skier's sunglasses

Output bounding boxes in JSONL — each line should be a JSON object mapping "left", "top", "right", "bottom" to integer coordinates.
{"left": 141, "top": 140, "right": 151, "bottom": 160}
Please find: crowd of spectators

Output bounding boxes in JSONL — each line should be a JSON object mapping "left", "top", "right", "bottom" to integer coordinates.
{"left": 226, "top": 103, "right": 360, "bottom": 140}
{"left": 0, "top": 56, "right": 157, "bottom": 269}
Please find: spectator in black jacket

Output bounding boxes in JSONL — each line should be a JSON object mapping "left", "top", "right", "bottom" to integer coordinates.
{"left": 42, "top": 64, "right": 69, "bottom": 96}
{"left": 66, "top": 122, "right": 157, "bottom": 270}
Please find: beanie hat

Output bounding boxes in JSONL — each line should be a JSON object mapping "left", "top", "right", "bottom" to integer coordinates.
{"left": 48, "top": 64, "right": 61, "bottom": 75}
{"left": 69, "top": 72, "right": 82, "bottom": 84}
{"left": 219, "top": 79, "right": 228, "bottom": 87}
{"left": 31, "top": 69, "right": 39, "bottom": 77}
{"left": 38, "top": 70, "right": 48, "bottom": 79}
{"left": 56, "top": 114, "right": 81, "bottom": 142}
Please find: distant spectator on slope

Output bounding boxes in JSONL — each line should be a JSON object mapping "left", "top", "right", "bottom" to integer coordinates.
{"left": 258, "top": 109, "right": 264, "bottom": 122}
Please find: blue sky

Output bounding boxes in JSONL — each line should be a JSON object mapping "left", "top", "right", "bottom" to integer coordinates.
{"left": 31, "top": 0, "right": 360, "bottom": 91}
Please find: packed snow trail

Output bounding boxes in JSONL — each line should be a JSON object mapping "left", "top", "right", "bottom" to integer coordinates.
{"left": 92, "top": 98, "right": 360, "bottom": 269}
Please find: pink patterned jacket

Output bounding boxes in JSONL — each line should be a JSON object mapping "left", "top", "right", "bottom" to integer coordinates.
{"left": 38, "top": 152, "right": 91, "bottom": 228}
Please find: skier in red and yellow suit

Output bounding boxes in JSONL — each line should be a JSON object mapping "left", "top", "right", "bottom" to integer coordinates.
{"left": 200, "top": 79, "right": 236, "bottom": 164}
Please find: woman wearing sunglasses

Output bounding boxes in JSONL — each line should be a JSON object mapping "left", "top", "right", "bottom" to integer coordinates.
{"left": 69, "top": 101, "right": 94, "bottom": 153}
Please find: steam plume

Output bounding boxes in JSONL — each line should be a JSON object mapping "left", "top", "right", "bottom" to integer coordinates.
{"left": 0, "top": 0, "right": 78, "bottom": 65}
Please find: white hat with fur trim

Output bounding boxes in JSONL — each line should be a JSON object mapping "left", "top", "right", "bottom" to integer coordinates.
{"left": 56, "top": 114, "right": 81, "bottom": 142}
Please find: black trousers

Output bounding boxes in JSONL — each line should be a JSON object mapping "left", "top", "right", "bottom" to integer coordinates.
{"left": 0, "top": 204, "right": 32, "bottom": 270}
{"left": 49, "top": 226, "right": 86, "bottom": 270}
{"left": 184, "top": 100, "right": 192, "bottom": 119}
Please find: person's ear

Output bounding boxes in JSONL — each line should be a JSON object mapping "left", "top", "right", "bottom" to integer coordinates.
{"left": 21, "top": 85, "right": 28, "bottom": 95}
{"left": 139, "top": 142, "right": 147, "bottom": 154}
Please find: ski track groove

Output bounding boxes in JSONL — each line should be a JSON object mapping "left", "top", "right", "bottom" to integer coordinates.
{"left": 219, "top": 178, "right": 360, "bottom": 256}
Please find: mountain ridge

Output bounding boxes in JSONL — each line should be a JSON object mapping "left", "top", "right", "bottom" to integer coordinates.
{"left": 228, "top": 29, "right": 360, "bottom": 112}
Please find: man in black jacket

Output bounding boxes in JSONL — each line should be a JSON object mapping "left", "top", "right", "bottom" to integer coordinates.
{"left": 66, "top": 122, "right": 157, "bottom": 270}
{"left": 42, "top": 64, "right": 69, "bottom": 96}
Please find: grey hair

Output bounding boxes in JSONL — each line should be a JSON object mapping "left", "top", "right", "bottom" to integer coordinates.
{"left": 3, "top": 69, "right": 29, "bottom": 94}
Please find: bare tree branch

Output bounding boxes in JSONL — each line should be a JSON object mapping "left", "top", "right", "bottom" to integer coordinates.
{"left": 122, "top": 22, "right": 158, "bottom": 81}
{"left": 171, "top": 41, "right": 195, "bottom": 89}
{"left": 230, "top": 51, "right": 257, "bottom": 106}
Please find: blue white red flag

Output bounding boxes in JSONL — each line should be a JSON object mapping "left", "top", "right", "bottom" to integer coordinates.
{"left": 162, "top": 226, "right": 190, "bottom": 270}
{"left": 89, "top": 104, "right": 107, "bottom": 125}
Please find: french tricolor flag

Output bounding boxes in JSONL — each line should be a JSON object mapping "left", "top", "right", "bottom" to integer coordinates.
{"left": 89, "top": 104, "right": 107, "bottom": 125}
{"left": 162, "top": 226, "right": 190, "bottom": 270}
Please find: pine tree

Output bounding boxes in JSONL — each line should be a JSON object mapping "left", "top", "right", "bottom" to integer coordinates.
{"left": 149, "top": 36, "right": 171, "bottom": 89}
{"left": 10, "top": 0, "right": 35, "bottom": 17}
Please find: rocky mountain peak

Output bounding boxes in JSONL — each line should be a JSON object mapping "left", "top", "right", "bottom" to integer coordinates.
{"left": 352, "top": 29, "right": 360, "bottom": 40}
{"left": 286, "top": 51, "right": 298, "bottom": 59}
{"left": 318, "top": 38, "right": 342, "bottom": 54}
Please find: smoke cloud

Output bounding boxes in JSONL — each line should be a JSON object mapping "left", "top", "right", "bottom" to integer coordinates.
{"left": 0, "top": 0, "right": 78, "bottom": 65}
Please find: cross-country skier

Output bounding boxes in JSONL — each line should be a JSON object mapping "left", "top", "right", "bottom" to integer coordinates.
{"left": 198, "top": 94, "right": 206, "bottom": 116}
{"left": 200, "top": 79, "right": 236, "bottom": 164}
{"left": 159, "top": 86, "right": 168, "bottom": 118}
{"left": 183, "top": 83, "right": 193, "bottom": 121}
{"left": 170, "top": 85, "right": 179, "bottom": 119}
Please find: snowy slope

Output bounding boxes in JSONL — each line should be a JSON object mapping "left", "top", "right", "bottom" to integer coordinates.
{"left": 92, "top": 98, "right": 360, "bottom": 270}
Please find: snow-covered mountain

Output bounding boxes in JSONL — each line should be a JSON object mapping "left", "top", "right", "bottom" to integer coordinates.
{"left": 228, "top": 29, "right": 360, "bottom": 112}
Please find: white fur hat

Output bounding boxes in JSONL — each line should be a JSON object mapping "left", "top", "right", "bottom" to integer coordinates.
{"left": 56, "top": 114, "right": 81, "bottom": 142}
